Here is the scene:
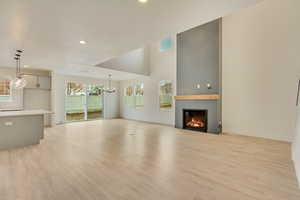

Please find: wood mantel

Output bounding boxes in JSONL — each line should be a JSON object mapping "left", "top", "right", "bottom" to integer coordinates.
{"left": 174, "top": 94, "right": 219, "bottom": 100}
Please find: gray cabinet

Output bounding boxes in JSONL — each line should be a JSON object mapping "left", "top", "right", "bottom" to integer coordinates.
{"left": 24, "top": 75, "right": 51, "bottom": 90}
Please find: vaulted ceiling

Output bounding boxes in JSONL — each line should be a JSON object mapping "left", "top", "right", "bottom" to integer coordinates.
{"left": 0, "top": 0, "right": 262, "bottom": 79}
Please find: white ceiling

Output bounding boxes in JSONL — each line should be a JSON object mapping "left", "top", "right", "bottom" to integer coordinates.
{"left": 0, "top": 0, "right": 262, "bottom": 80}
{"left": 97, "top": 48, "right": 150, "bottom": 76}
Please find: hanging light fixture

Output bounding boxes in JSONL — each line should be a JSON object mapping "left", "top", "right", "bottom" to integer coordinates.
{"left": 103, "top": 74, "right": 116, "bottom": 93}
{"left": 10, "top": 50, "right": 27, "bottom": 89}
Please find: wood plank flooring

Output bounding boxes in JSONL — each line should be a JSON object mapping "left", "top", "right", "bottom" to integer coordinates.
{"left": 0, "top": 119, "right": 299, "bottom": 200}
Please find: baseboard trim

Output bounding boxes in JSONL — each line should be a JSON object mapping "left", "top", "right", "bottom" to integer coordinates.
{"left": 293, "top": 159, "right": 300, "bottom": 189}
{"left": 292, "top": 148, "right": 300, "bottom": 188}
{"left": 222, "top": 131, "right": 292, "bottom": 143}
{"left": 119, "top": 117, "right": 174, "bottom": 127}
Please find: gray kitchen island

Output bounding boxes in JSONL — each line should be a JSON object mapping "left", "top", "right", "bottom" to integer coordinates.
{"left": 0, "top": 110, "right": 51, "bottom": 150}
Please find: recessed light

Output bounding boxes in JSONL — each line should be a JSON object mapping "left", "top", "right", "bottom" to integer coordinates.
{"left": 138, "top": 0, "right": 148, "bottom": 3}
{"left": 80, "top": 40, "right": 87, "bottom": 44}
{"left": 24, "top": 65, "right": 29, "bottom": 68}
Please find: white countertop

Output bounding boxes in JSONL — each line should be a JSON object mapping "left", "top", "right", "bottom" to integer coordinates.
{"left": 0, "top": 110, "right": 52, "bottom": 117}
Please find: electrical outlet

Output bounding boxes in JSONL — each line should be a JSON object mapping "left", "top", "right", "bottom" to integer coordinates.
{"left": 5, "top": 121, "right": 13, "bottom": 126}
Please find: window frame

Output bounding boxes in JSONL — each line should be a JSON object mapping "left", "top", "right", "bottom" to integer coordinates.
{"left": 0, "top": 75, "right": 23, "bottom": 111}
{"left": 0, "top": 76, "right": 12, "bottom": 102}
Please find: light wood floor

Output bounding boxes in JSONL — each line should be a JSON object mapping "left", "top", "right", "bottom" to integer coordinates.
{"left": 0, "top": 119, "right": 299, "bottom": 200}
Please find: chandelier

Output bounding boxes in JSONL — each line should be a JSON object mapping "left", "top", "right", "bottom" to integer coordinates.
{"left": 103, "top": 74, "right": 116, "bottom": 93}
{"left": 10, "top": 50, "right": 27, "bottom": 89}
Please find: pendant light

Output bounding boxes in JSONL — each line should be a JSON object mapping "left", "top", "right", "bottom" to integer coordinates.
{"left": 11, "top": 50, "right": 27, "bottom": 89}
{"left": 103, "top": 74, "right": 116, "bottom": 93}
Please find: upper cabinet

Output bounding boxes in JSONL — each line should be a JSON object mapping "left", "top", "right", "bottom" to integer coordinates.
{"left": 24, "top": 75, "right": 51, "bottom": 90}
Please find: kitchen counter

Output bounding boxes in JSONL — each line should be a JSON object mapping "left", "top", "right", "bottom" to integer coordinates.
{"left": 0, "top": 110, "right": 52, "bottom": 150}
{"left": 0, "top": 109, "right": 52, "bottom": 117}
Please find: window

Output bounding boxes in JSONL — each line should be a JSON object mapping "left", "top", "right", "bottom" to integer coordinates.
{"left": 66, "top": 82, "right": 85, "bottom": 96}
{"left": 124, "top": 84, "right": 144, "bottom": 108}
{"left": 0, "top": 78, "right": 11, "bottom": 102}
{"left": 135, "top": 83, "right": 144, "bottom": 108}
{"left": 124, "top": 86, "right": 135, "bottom": 107}
{"left": 159, "top": 80, "right": 173, "bottom": 109}
{"left": 65, "top": 82, "right": 104, "bottom": 121}
{"left": 160, "top": 37, "right": 172, "bottom": 51}
{"left": 65, "top": 82, "right": 86, "bottom": 121}
{"left": 0, "top": 76, "right": 23, "bottom": 110}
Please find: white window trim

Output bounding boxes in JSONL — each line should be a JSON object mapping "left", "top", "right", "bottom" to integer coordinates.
{"left": 0, "top": 75, "right": 24, "bottom": 111}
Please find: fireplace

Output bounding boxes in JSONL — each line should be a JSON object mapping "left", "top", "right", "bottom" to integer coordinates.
{"left": 183, "top": 109, "right": 208, "bottom": 132}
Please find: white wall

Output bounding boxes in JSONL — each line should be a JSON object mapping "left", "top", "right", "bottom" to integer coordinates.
{"left": 52, "top": 73, "right": 120, "bottom": 124}
{"left": 222, "top": 0, "right": 300, "bottom": 142}
{"left": 120, "top": 37, "right": 176, "bottom": 125}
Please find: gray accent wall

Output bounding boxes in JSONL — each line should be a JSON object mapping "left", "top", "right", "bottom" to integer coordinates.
{"left": 177, "top": 19, "right": 220, "bottom": 95}
{"left": 175, "top": 19, "right": 222, "bottom": 133}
